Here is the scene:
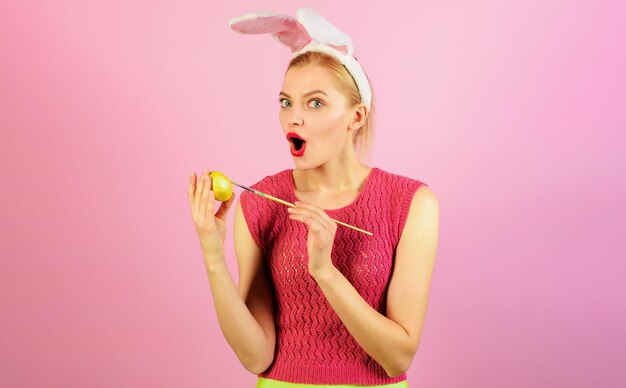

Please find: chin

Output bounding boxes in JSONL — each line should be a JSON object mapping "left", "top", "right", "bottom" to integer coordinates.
{"left": 293, "top": 157, "right": 321, "bottom": 170}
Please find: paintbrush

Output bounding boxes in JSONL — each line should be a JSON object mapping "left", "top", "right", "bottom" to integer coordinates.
{"left": 230, "top": 180, "right": 373, "bottom": 237}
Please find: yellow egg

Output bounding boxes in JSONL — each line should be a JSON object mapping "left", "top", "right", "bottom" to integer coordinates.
{"left": 209, "top": 171, "right": 233, "bottom": 202}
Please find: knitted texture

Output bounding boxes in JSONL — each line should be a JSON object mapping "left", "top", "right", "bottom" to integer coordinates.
{"left": 240, "top": 167, "right": 427, "bottom": 386}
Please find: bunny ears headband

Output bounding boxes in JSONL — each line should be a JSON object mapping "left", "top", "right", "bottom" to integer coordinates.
{"left": 228, "top": 8, "right": 372, "bottom": 110}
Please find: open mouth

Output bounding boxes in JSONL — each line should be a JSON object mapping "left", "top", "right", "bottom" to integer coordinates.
{"left": 286, "top": 132, "right": 307, "bottom": 156}
{"left": 292, "top": 138, "right": 304, "bottom": 150}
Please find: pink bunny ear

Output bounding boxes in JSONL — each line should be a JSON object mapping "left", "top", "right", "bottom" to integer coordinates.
{"left": 296, "top": 8, "right": 353, "bottom": 56}
{"left": 229, "top": 12, "right": 312, "bottom": 53}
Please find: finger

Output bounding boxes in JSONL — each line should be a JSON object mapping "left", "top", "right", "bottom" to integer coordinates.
{"left": 205, "top": 191, "right": 216, "bottom": 222}
{"left": 206, "top": 175, "right": 215, "bottom": 217}
{"left": 290, "top": 205, "right": 333, "bottom": 233}
{"left": 288, "top": 211, "right": 310, "bottom": 228}
{"left": 188, "top": 172, "right": 196, "bottom": 213}
{"left": 215, "top": 191, "right": 236, "bottom": 221}
{"left": 306, "top": 216, "right": 325, "bottom": 233}
{"left": 194, "top": 170, "right": 206, "bottom": 217}
{"left": 288, "top": 211, "right": 324, "bottom": 233}
{"left": 199, "top": 174, "right": 215, "bottom": 222}
{"left": 294, "top": 201, "right": 334, "bottom": 226}
{"left": 196, "top": 173, "right": 209, "bottom": 218}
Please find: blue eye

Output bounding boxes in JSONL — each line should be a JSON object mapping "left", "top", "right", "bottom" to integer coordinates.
{"left": 278, "top": 98, "right": 323, "bottom": 108}
{"left": 309, "top": 100, "right": 323, "bottom": 108}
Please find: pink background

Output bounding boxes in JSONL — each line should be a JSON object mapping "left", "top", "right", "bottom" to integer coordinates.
{"left": 1, "top": 0, "right": 624, "bottom": 387}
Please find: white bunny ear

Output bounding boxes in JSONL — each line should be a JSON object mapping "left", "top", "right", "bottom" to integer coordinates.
{"left": 295, "top": 8, "right": 353, "bottom": 56}
{"left": 228, "top": 11, "right": 312, "bottom": 52}
{"left": 229, "top": 8, "right": 371, "bottom": 110}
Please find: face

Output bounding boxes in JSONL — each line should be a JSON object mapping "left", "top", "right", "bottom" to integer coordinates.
{"left": 278, "top": 64, "right": 357, "bottom": 169}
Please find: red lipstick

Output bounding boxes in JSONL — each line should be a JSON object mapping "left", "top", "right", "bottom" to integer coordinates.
{"left": 286, "top": 132, "right": 307, "bottom": 157}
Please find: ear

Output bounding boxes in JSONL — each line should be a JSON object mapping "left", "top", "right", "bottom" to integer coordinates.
{"left": 296, "top": 8, "right": 353, "bottom": 56}
{"left": 348, "top": 104, "right": 368, "bottom": 131}
{"left": 229, "top": 12, "right": 311, "bottom": 52}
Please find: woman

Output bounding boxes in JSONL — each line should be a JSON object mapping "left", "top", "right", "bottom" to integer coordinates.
{"left": 188, "top": 9, "right": 439, "bottom": 388}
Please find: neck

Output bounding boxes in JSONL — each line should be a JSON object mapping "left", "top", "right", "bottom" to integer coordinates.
{"left": 293, "top": 156, "right": 371, "bottom": 193}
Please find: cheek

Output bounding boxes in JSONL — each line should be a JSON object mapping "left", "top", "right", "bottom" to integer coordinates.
{"left": 278, "top": 110, "right": 289, "bottom": 130}
{"left": 321, "top": 112, "right": 350, "bottom": 138}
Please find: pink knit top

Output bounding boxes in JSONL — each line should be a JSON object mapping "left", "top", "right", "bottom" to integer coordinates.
{"left": 240, "top": 167, "right": 427, "bottom": 386}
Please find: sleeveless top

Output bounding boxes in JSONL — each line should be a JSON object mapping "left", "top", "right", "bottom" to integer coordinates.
{"left": 240, "top": 167, "right": 427, "bottom": 386}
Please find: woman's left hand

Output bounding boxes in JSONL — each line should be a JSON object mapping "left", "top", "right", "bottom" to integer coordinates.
{"left": 287, "top": 201, "right": 337, "bottom": 277}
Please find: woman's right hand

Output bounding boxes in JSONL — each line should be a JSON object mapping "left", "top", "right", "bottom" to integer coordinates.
{"left": 188, "top": 169, "right": 236, "bottom": 263}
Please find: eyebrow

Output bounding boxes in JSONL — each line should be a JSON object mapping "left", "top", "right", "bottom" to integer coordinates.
{"left": 278, "top": 90, "right": 328, "bottom": 98}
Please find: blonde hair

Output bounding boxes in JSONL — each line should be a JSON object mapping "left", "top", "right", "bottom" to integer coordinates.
{"left": 286, "top": 51, "right": 375, "bottom": 161}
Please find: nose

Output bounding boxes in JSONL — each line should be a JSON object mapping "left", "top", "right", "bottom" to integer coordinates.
{"left": 287, "top": 107, "right": 303, "bottom": 127}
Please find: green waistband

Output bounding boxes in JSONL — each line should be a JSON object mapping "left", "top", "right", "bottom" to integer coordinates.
{"left": 256, "top": 377, "right": 409, "bottom": 388}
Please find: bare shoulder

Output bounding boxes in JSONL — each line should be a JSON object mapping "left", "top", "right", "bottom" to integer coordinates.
{"left": 396, "top": 184, "right": 439, "bottom": 265}
{"left": 405, "top": 185, "right": 439, "bottom": 226}
{"left": 413, "top": 184, "right": 438, "bottom": 206}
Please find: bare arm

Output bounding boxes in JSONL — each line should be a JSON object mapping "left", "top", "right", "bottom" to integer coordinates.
{"left": 231, "top": 200, "right": 276, "bottom": 373}
{"left": 289, "top": 186, "right": 439, "bottom": 377}
{"left": 188, "top": 171, "right": 275, "bottom": 374}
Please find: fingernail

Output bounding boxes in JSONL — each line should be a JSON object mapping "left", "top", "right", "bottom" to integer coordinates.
{"left": 295, "top": 201, "right": 301, "bottom": 206}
